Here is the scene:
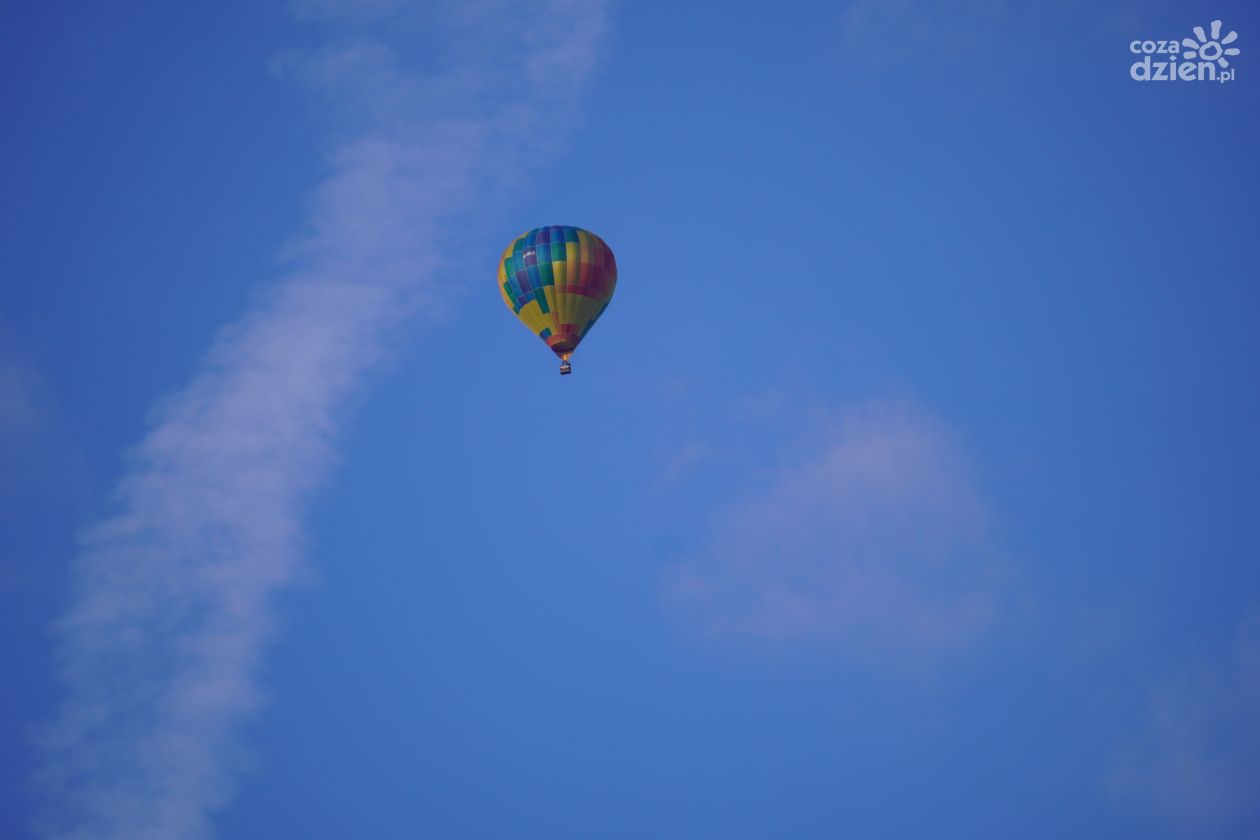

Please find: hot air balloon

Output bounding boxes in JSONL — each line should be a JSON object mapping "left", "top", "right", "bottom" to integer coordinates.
{"left": 498, "top": 225, "right": 617, "bottom": 375}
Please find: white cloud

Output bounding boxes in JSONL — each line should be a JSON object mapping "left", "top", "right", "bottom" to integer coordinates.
{"left": 1105, "top": 606, "right": 1260, "bottom": 835}
{"left": 31, "top": 2, "right": 610, "bottom": 838}
{"left": 663, "top": 398, "right": 1007, "bottom": 663}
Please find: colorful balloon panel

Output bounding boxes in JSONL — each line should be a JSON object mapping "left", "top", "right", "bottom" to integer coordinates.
{"left": 498, "top": 226, "right": 617, "bottom": 360}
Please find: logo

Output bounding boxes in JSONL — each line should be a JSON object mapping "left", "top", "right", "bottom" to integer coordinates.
{"left": 1129, "top": 19, "right": 1240, "bottom": 83}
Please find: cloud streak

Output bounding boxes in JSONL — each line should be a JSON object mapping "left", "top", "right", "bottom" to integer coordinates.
{"left": 1105, "top": 605, "right": 1260, "bottom": 835}
{"left": 32, "top": 2, "right": 609, "bottom": 837}
{"left": 664, "top": 398, "right": 1007, "bottom": 663}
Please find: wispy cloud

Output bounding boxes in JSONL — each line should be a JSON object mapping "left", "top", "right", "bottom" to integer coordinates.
{"left": 663, "top": 397, "right": 1008, "bottom": 664}
{"left": 31, "top": 2, "right": 610, "bottom": 838}
{"left": 1105, "top": 605, "right": 1260, "bottom": 835}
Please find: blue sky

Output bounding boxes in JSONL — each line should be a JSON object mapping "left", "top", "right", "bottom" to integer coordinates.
{"left": 3, "top": 1, "right": 1259, "bottom": 837}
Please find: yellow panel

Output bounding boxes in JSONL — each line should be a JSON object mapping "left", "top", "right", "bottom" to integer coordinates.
{"left": 556, "top": 292, "right": 578, "bottom": 326}
{"left": 571, "top": 291, "right": 603, "bottom": 336}
{"left": 542, "top": 286, "right": 559, "bottom": 333}
{"left": 498, "top": 258, "right": 514, "bottom": 311}
{"left": 551, "top": 260, "right": 569, "bottom": 327}
{"left": 516, "top": 299, "right": 544, "bottom": 334}
{"left": 576, "top": 230, "right": 593, "bottom": 265}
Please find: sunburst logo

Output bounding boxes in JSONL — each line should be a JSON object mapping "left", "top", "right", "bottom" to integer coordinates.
{"left": 1182, "top": 20, "right": 1240, "bottom": 68}
{"left": 1129, "top": 20, "right": 1240, "bottom": 83}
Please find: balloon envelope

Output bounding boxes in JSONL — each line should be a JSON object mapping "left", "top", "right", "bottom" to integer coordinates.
{"left": 498, "top": 226, "right": 617, "bottom": 367}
